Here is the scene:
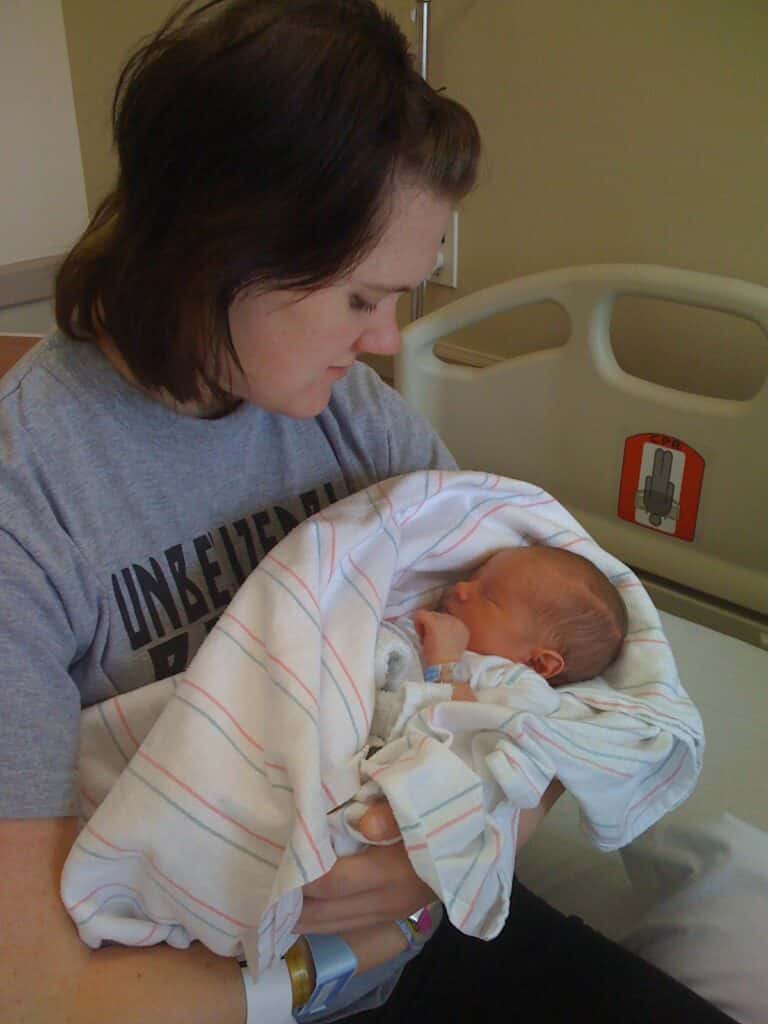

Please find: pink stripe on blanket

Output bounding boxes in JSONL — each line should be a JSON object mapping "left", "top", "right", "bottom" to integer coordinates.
{"left": 425, "top": 501, "right": 515, "bottom": 559}
{"left": 458, "top": 827, "right": 502, "bottom": 932}
{"left": 317, "top": 512, "right": 337, "bottom": 585}
{"left": 267, "top": 553, "right": 321, "bottom": 611}
{"left": 521, "top": 723, "right": 634, "bottom": 779}
{"left": 321, "top": 633, "right": 371, "bottom": 733}
{"left": 77, "top": 824, "right": 257, "bottom": 927}
{"left": 295, "top": 809, "right": 330, "bottom": 873}
{"left": 349, "top": 553, "right": 383, "bottom": 605}
{"left": 629, "top": 748, "right": 689, "bottom": 815}
{"left": 264, "top": 556, "right": 369, "bottom": 732}
{"left": 224, "top": 611, "right": 320, "bottom": 712}
{"left": 134, "top": 747, "right": 286, "bottom": 852}
{"left": 179, "top": 677, "right": 288, "bottom": 771}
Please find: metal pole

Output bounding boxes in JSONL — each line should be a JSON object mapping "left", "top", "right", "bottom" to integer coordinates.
{"left": 409, "top": 1, "right": 431, "bottom": 323}
{"left": 418, "top": 0, "right": 430, "bottom": 80}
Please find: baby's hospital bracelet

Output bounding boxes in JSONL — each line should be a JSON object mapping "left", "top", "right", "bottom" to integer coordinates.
{"left": 424, "top": 661, "right": 471, "bottom": 684}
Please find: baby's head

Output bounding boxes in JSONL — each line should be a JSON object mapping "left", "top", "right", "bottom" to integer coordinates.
{"left": 439, "top": 545, "right": 628, "bottom": 685}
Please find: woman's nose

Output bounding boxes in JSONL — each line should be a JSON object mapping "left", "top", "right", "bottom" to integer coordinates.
{"left": 354, "top": 319, "right": 402, "bottom": 357}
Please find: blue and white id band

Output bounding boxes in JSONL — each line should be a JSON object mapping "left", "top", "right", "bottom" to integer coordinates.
{"left": 424, "top": 661, "right": 471, "bottom": 684}
{"left": 295, "top": 933, "right": 358, "bottom": 1018}
{"left": 240, "top": 959, "right": 295, "bottom": 1024}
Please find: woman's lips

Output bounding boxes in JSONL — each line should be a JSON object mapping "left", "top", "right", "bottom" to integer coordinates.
{"left": 327, "top": 363, "right": 354, "bottom": 379}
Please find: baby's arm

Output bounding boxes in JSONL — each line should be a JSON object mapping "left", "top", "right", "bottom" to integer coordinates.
{"left": 411, "top": 610, "right": 475, "bottom": 702}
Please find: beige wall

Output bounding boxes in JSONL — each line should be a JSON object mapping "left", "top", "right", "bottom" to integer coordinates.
{"left": 61, "top": 0, "right": 177, "bottom": 207}
{"left": 0, "top": 0, "right": 88, "bottom": 266}
{"left": 62, "top": 0, "right": 768, "bottom": 396}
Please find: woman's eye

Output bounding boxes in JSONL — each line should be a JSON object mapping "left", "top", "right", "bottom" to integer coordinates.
{"left": 350, "top": 295, "right": 377, "bottom": 315}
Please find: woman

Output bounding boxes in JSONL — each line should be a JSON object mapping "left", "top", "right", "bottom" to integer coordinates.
{"left": 0, "top": 2, "right": 736, "bottom": 1021}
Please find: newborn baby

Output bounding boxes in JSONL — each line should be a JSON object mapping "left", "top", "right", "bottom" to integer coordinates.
{"left": 419, "top": 544, "right": 628, "bottom": 695}
{"left": 373, "top": 544, "right": 628, "bottom": 732}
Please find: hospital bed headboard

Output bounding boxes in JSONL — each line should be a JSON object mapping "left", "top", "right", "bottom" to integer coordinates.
{"left": 396, "top": 264, "right": 768, "bottom": 648}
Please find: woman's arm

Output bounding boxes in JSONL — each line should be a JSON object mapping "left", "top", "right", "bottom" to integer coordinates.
{"left": 1, "top": 817, "right": 247, "bottom": 1024}
{"left": 1, "top": 816, "right": 421, "bottom": 1024}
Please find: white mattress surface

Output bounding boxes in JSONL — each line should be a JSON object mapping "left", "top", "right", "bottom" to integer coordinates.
{"left": 515, "top": 611, "right": 768, "bottom": 939}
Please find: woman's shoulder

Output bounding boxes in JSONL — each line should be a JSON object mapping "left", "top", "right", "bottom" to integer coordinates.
{"left": 0, "top": 332, "right": 102, "bottom": 422}
{"left": 0, "top": 333, "right": 55, "bottom": 398}
{"left": 1, "top": 335, "right": 106, "bottom": 473}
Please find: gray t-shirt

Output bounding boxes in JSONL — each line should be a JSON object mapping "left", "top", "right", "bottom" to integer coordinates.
{"left": 0, "top": 334, "right": 455, "bottom": 818}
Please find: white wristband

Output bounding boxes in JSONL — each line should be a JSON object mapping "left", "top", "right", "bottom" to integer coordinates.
{"left": 241, "top": 959, "right": 295, "bottom": 1024}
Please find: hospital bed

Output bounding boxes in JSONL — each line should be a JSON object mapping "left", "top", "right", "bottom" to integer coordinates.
{"left": 397, "top": 264, "right": 768, "bottom": 943}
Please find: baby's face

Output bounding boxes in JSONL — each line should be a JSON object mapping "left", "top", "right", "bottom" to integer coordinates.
{"left": 439, "top": 548, "right": 546, "bottom": 662}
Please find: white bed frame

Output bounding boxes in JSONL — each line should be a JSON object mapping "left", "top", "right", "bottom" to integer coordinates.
{"left": 397, "top": 264, "right": 768, "bottom": 938}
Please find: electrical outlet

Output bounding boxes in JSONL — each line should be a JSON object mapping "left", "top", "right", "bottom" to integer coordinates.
{"left": 429, "top": 210, "right": 459, "bottom": 289}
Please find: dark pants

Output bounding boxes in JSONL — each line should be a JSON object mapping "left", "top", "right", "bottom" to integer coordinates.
{"left": 347, "top": 880, "right": 737, "bottom": 1024}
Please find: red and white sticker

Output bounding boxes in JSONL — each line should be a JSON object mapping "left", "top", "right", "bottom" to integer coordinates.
{"left": 617, "top": 433, "right": 705, "bottom": 542}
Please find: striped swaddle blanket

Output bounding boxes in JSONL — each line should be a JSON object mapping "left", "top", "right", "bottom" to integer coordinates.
{"left": 61, "top": 471, "right": 704, "bottom": 977}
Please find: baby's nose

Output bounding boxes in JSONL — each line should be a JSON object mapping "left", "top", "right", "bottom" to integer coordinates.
{"left": 454, "top": 581, "right": 470, "bottom": 600}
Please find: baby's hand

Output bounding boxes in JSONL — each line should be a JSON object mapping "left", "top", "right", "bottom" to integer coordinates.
{"left": 412, "top": 609, "right": 470, "bottom": 666}
{"left": 450, "top": 682, "right": 476, "bottom": 703}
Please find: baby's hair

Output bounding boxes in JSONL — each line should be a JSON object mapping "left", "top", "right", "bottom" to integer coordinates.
{"left": 528, "top": 547, "right": 628, "bottom": 685}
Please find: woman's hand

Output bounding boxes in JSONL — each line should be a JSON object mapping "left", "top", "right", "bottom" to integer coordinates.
{"left": 297, "top": 802, "right": 434, "bottom": 935}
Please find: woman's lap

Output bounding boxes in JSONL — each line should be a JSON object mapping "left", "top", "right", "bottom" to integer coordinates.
{"left": 346, "top": 880, "right": 737, "bottom": 1023}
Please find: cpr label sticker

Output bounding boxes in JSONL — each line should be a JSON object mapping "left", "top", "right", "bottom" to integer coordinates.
{"left": 617, "top": 433, "right": 704, "bottom": 542}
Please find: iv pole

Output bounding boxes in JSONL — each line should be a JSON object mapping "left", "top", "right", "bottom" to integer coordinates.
{"left": 409, "top": 1, "right": 431, "bottom": 322}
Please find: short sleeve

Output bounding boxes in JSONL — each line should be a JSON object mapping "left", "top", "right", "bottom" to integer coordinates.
{"left": 0, "top": 529, "right": 82, "bottom": 817}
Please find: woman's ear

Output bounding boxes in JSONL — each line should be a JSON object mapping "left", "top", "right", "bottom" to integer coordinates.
{"left": 527, "top": 648, "right": 565, "bottom": 680}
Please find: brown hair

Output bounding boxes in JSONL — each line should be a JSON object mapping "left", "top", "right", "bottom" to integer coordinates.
{"left": 531, "top": 548, "right": 629, "bottom": 685}
{"left": 56, "top": 0, "right": 481, "bottom": 403}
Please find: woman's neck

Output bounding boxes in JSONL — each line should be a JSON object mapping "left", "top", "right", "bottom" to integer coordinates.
{"left": 94, "top": 333, "right": 237, "bottom": 419}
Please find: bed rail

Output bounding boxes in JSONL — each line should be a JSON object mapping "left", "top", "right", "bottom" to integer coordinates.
{"left": 396, "top": 264, "right": 768, "bottom": 646}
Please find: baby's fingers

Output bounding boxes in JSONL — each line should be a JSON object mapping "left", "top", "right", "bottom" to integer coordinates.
{"left": 412, "top": 608, "right": 436, "bottom": 642}
{"left": 357, "top": 800, "right": 400, "bottom": 841}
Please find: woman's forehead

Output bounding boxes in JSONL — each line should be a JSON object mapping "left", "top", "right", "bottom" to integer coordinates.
{"left": 352, "top": 186, "right": 451, "bottom": 289}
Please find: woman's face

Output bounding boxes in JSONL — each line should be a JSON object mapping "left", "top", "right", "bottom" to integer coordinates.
{"left": 226, "top": 186, "right": 451, "bottom": 418}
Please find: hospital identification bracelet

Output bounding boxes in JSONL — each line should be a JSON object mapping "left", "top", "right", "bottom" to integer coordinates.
{"left": 240, "top": 933, "right": 359, "bottom": 1023}
{"left": 283, "top": 907, "right": 439, "bottom": 1014}
{"left": 283, "top": 936, "right": 316, "bottom": 1009}
{"left": 423, "top": 661, "right": 471, "bottom": 684}
{"left": 289, "top": 934, "right": 358, "bottom": 1018}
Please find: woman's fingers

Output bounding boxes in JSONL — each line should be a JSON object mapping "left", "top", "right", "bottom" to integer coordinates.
{"left": 339, "top": 923, "right": 410, "bottom": 974}
{"left": 299, "top": 882, "right": 434, "bottom": 933}
{"left": 299, "top": 843, "right": 434, "bottom": 932}
{"left": 302, "top": 843, "right": 409, "bottom": 900}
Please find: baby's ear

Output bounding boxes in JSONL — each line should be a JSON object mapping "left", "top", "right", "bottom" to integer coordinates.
{"left": 528, "top": 648, "right": 564, "bottom": 680}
